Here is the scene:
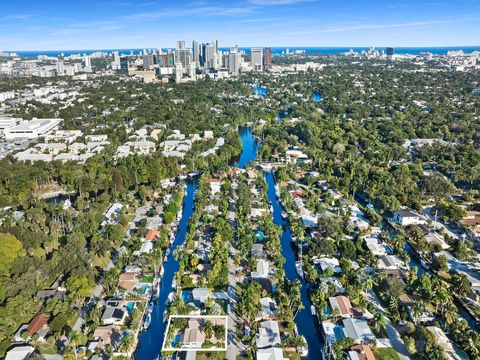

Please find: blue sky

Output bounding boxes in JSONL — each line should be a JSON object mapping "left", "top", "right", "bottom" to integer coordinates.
{"left": 1, "top": 0, "right": 479, "bottom": 50}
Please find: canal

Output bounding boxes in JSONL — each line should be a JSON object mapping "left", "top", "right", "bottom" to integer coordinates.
{"left": 237, "top": 126, "right": 323, "bottom": 359}
{"left": 135, "top": 180, "right": 197, "bottom": 359}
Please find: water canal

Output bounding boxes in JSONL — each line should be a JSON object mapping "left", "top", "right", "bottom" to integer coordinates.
{"left": 236, "top": 126, "right": 323, "bottom": 359}
{"left": 135, "top": 181, "right": 197, "bottom": 359}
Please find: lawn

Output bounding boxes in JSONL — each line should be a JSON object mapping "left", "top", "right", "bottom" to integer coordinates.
{"left": 373, "top": 347, "right": 401, "bottom": 360}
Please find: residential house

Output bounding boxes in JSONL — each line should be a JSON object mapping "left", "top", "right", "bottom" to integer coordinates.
{"left": 252, "top": 259, "right": 270, "bottom": 278}
{"left": 328, "top": 296, "right": 354, "bottom": 318}
{"left": 92, "top": 325, "right": 121, "bottom": 349}
{"left": 257, "top": 297, "right": 277, "bottom": 320}
{"left": 342, "top": 318, "right": 376, "bottom": 344}
{"left": 400, "top": 294, "right": 435, "bottom": 324}
{"left": 207, "top": 179, "right": 222, "bottom": 195}
{"left": 101, "top": 300, "right": 128, "bottom": 326}
{"left": 427, "top": 326, "right": 462, "bottom": 360}
{"left": 348, "top": 344, "right": 376, "bottom": 360}
{"left": 392, "top": 210, "right": 425, "bottom": 226}
{"left": 256, "top": 320, "right": 281, "bottom": 349}
{"left": 145, "top": 229, "right": 160, "bottom": 241}
{"left": 192, "top": 288, "right": 210, "bottom": 303}
{"left": 183, "top": 319, "right": 206, "bottom": 348}
{"left": 27, "top": 313, "right": 50, "bottom": 341}
{"left": 5, "top": 346, "right": 35, "bottom": 360}
{"left": 378, "top": 255, "right": 405, "bottom": 271}
{"left": 117, "top": 273, "right": 140, "bottom": 293}
{"left": 257, "top": 347, "right": 288, "bottom": 360}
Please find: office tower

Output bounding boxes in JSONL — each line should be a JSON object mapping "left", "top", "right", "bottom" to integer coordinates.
{"left": 175, "top": 63, "right": 183, "bottom": 83}
{"left": 251, "top": 48, "right": 263, "bottom": 71}
{"left": 192, "top": 40, "right": 200, "bottom": 65}
{"left": 264, "top": 47, "right": 272, "bottom": 69}
{"left": 386, "top": 47, "right": 395, "bottom": 61}
{"left": 229, "top": 46, "right": 241, "bottom": 76}
{"left": 57, "top": 60, "right": 64, "bottom": 76}
{"left": 175, "top": 48, "right": 192, "bottom": 67}
{"left": 189, "top": 63, "right": 196, "bottom": 80}
{"left": 112, "top": 51, "right": 121, "bottom": 70}
{"left": 177, "top": 41, "right": 186, "bottom": 50}
{"left": 120, "top": 56, "right": 129, "bottom": 72}
{"left": 205, "top": 43, "right": 217, "bottom": 69}
{"left": 84, "top": 56, "right": 91, "bottom": 69}
{"left": 143, "top": 54, "right": 155, "bottom": 69}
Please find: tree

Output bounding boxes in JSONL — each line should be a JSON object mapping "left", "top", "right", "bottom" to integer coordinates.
{"left": 0, "top": 233, "right": 24, "bottom": 275}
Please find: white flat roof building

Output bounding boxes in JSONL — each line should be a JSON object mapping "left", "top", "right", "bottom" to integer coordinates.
{"left": 0, "top": 117, "right": 22, "bottom": 135}
{"left": 4, "top": 118, "right": 63, "bottom": 140}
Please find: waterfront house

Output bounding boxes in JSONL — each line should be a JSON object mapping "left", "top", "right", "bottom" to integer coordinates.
{"left": 328, "top": 296, "right": 354, "bottom": 318}
{"left": 117, "top": 272, "right": 140, "bottom": 293}
{"left": 192, "top": 288, "right": 210, "bottom": 303}
{"left": 348, "top": 344, "right": 376, "bottom": 360}
{"left": 93, "top": 325, "right": 122, "bottom": 349}
{"left": 364, "top": 236, "right": 387, "bottom": 256}
{"left": 256, "top": 320, "right": 281, "bottom": 349}
{"left": 427, "top": 326, "right": 462, "bottom": 360}
{"left": 257, "top": 297, "right": 277, "bottom": 320}
{"left": 316, "top": 257, "right": 342, "bottom": 274}
{"left": 251, "top": 243, "right": 265, "bottom": 258}
{"left": 399, "top": 294, "right": 435, "bottom": 324}
{"left": 183, "top": 319, "right": 206, "bottom": 348}
{"left": 5, "top": 345, "right": 35, "bottom": 360}
{"left": 257, "top": 347, "right": 288, "bottom": 360}
{"left": 342, "top": 318, "right": 376, "bottom": 344}
{"left": 378, "top": 255, "right": 405, "bottom": 271}
{"left": 392, "top": 209, "right": 425, "bottom": 226}
{"left": 101, "top": 301, "right": 128, "bottom": 326}
{"left": 252, "top": 259, "right": 270, "bottom": 278}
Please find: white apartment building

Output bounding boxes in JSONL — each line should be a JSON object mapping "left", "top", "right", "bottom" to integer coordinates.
{"left": 4, "top": 118, "right": 63, "bottom": 140}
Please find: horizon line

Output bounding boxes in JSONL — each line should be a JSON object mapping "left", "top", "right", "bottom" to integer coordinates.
{"left": 5, "top": 45, "right": 480, "bottom": 53}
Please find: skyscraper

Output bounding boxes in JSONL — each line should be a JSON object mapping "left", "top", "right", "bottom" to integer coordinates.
{"left": 251, "top": 48, "right": 263, "bottom": 71}
{"left": 112, "top": 51, "right": 121, "bottom": 70}
{"left": 264, "top": 47, "right": 272, "bottom": 69}
{"left": 143, "top": 54, "right": 155, "bottom": 69}
{"left": 192, "top": 40, "right": 200, "bottom": 65}
{"left": 177, "top": 41, "right": 186, "bottom": 50}
{"left": 84, "top": 56, "right": 91, "bottom": 69}
{"left": 205, "top": 43, "right": 217, "bottom": 70}
{"left": 386, "top": 47, "right": 395, "bottom": 61}
{"left": 57, "top": 60, "right": 64, "bottom": 76}
{"left": 175, "top": 40, "right": 192, "bottom": 67}
{"left": 229, "top": 46, "right": 241, "bottom": 76}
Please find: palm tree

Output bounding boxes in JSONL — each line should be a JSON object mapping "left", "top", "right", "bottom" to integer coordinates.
{"left": 118, "top": 332, "right": 134, "bottom": 353}
{"left": 373, "top": 311, "right": 387, "bottom": 332}
{"left": 69, "top": 330, "right": 80, "bottom": 360}
{"left": 442, "top": 303, "right": 457, "bottom": 326}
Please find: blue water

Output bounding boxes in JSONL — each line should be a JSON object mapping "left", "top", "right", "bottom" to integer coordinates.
{"left": 236, "top": 127, "right": 258, "bottom": 168}
{"left": 127, "top": 301, "right": 136, "bottom": 313}
{"left": 265, "top": 171, "right": 324, "bottom": 359}
{"left": 8, "top": 47, "right": 480, "bottom": 57}
{"left": 135, "top": 181, "right": 197, "bottom": 359}
{"left": 312, "top": 92, "right": 322, "bottom": 103}
{"left": 276, "top": 108, "right": 293, "bottom": 121}
{"left": 252, "top": 86, "right": 268, "bottom": 98}
{"left": 171, "top": 334, "right": 182, "bottom": 348}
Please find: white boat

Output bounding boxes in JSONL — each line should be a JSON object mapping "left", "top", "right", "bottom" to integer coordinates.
{"left": 165, "top": 248, "right": 171, "bottom": 257}
{"left": 310, "top": 305, "right": 316, "bottom": 316}
{"left": 172, "top": 278, "right": 177, "bottom": 289}
{"left": 295, "top": 261, "right": 304, "bottom": 279}
{"left": 166, "top": 292, "right": 175, "bottom": 304}
{"left": 420, "top": 258, "right": 431, "bottom": 269}
{"left": 275, "top": 185, "right": 281, "bottom": 197}
{"left": 143, "top": 313, "right": 152, "bottom": 330}
{"left": 300, "top": 337, "right": 308, "bottom": 357}
{"left": 160, "top": 265, "right": 165, "bottom": 277}
{"left": 281, "top": 211, "right": 288, "bottom": 219}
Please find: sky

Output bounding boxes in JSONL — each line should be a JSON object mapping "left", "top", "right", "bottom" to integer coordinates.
{"left": 1, "top": 0, "right": 479, "bottom": 51}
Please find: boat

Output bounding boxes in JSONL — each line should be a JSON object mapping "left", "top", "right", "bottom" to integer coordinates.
{"left": 154, "top": 283, "right": 160, "bottom": 301}
{"left": 166, "top": 292, "right": 175, "bottom": 304}
{"left": 143, "top": 313, "right": 152, "bottom": 330}
{"left": 160, "top": 265, "right": 165, "bottom": 277}
{"left": 165, "top": 248, "right": 171, "bottom": 257}
{"left": 322, "top": 338, "right": 335, "bottom": 360}
{"left": 310, "top": 305, "right": 316, "bottom": 316}
{"left": 300, "top": 336, "right": 308, "bottom": 357}
{"left": 295, "top": 261, "right": 304, "bottom": 279}
{"left": 172, "top": 278, "right": 177, "bottom": 289}
{"left": 275, "top": 185, "right": 281, "bottom": 197}
{"left": 281, "top": 211, "right": 288, "bottom": 219}
{"left": 420, "top": 257, "right": 431, "bottom": 270}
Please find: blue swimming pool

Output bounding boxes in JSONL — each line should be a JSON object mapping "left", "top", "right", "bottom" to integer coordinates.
{"left": 127, "top": 301, "right": 136, "bottom": 313}
{"left": 171, "top": 334, "right": 182, "bottom": 347}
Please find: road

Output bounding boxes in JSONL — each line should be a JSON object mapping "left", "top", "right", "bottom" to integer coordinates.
{"left": 423, "top": 206, "right": 462, "bottom": 240}
{"left": 367, "top": 290, "right": 411, "bottom": 360}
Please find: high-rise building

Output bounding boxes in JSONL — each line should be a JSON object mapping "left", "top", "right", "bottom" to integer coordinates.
{"left": 192, "top": 40, "right": 200, "bottom": 65}
{"left": 112, "top": 51, "right": 121, "bottom": 70}
{"left": 175, "top": 63, "right": 183, "bottom": 83}
{"left": 251, "top": 48, "right": 263, "bottom": 71}
{"left": 386, "top": 47, "right": 395, "bottom": 61}
{"left": 264, "top": 47, "right": 272, "bottom": 69}
{"left": 120, "top": 56, "right": 129, "bottom": 72}
{"left": 177, "top": 41, "right": 186, "bottom": 50}
{"left": 84, "top": 56, "right": 91, "bottom": 69}
{"left": 143, "top": 54, "right": 155, "bottom": 69}
{"left": 57, "top": 60, "right": 64, "bottom": 76}
{"left": 205, "top": 43, "right": 217, "bottom": 70}
{"left": 229, "top": 45, "right": 241, "bottom": 76}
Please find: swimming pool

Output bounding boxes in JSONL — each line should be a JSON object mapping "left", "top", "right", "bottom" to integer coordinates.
{"left": 171, "top": 334, "right": 182, "bottom": 347}
{"left": 127, "top": 301, "right": 136, "bottom": 313}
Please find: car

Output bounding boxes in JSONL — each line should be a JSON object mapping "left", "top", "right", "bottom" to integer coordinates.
{"left": 398, "top": 320, "right": 407, "bottom": 326}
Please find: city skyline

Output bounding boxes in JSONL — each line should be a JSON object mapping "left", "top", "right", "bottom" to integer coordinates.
{"left": 1, "top": 0, "right": 480, "bottom": 51}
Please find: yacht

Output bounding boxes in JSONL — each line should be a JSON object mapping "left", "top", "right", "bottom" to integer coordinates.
{"left": 275, "top": 185, "right": 281, "bottom": 197}
{"left": 295, "top": 261, "right": 304, "bottom": 279}
{"left": 172, "top": 278, "right": 177, "bottom": 289}
{"left": 300, "top": 337, "right": 308, "bottom": 357}
{"left": 166, "top": 291, "right": 175, "bottom": 304}
{"left": 165, "top": 248, "right": 171, "bottom": 257}
{"left": 143, "top": 313, "right": 152, "bottom": 330}
{"left": 281, "top": 211, "right": 288, "bottom": 219}
{"left": 310, "top": 304, "right": 316, "bottom": 316}
{"left": 160, "top": 265, "right": 165, "bottom": 277}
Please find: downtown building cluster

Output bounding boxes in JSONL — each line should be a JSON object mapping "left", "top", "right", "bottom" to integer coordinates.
{"left": 110, "top": 40, "right": 273, "bottom": 83}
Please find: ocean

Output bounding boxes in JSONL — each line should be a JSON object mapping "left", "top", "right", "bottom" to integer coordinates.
{"left": 6, "top": 46, "right": 480, "bottom": 58}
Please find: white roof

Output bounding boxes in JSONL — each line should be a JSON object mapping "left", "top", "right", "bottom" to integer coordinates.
{"left": 257, "top": 347, "right": 287, "bottom": 360}
{"left": 257, "top": 321, "right": 281, "bottom": 348}
{"left": 342, "top": 318, "right": 375, "bottom": 343}
{"left": 5, "top": 346, "right": 35, "bottom": 360}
